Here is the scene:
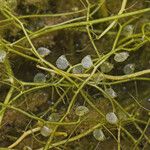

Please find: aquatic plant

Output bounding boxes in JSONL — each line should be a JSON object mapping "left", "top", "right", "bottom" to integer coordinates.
{"left": 0, "top": 0, "right": 150, "bottom": 149}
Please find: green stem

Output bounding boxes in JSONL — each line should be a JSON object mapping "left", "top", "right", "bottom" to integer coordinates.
{"left": 13, "top": 8, "right": 150, "bottom": 45}
{"left": 0, "top": 58, "right": 14, "bottom": 126}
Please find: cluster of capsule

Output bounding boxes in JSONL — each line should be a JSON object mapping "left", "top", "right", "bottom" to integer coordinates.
{"left": 32, "top": 45, "right": 135, "bottom": 83}
{"left": 39, "top": 104, "right": 118, "bottom": 143}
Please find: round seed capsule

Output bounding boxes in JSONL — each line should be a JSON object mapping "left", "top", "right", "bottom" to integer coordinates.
{"left": 0, "top": 50, "right": 7, "bottom": 63}
{"left": 105, "top": 88, "right": 117, "bottom": 98}
{"left": 40, "top": 126, "right": 52, "bottom": 137}
{"left": 48, "top": 113, "right": 60, "bottom": 122}
{"left": 123, "top": 25, "right": 134, "bottom": 36}
{"left": 37, "top": 47, "right": 51, "bottom": 57}
{"left": 56, "top": 55, "right": 69, "bottom": 70}
{"left": 100, "top": 62, "right": 114, "bottom": 73}
{"left": 106, "top": 112, "right": 118, "bottom": 124}
{"left": 33, "top": 73, "right": 46, "bottom": 83}
{"left": 93, "top": 128, "right": 105, "bottom": 141}
{"left": 75, "top": 106, "right": 89, "bottom": 117}
{"left": 72, "top": 65, "right": 84, "bottom": 74}
{"left": 114, "top": 52, "right": 129, "bottom": 62}
{"left": 81, "top": 55, "right": 93, "bottom": 69}
{"left": 123, "top": 64, "right": 135, "bottom": 74}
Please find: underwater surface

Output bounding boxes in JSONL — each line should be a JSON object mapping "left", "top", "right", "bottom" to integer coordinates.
{"left": 0, "top": 0, "right": 150, "bottom": 149}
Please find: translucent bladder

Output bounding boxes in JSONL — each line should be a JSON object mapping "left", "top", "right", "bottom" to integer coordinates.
{"left": 93, "top": 128, "right": 105, "bottom": 141}
{"left": 40, "top": 126, "right": 52, "bottom": 137}
{"left": 100, "top": 62, "right": 114, "bottom": 73}
{"left": 81, "top": 55, "right": 93, "bottom": 69}
{"left": 56, "top": 55, "right": 69, "bottom": 70}
{"left": 0, "top": 50, "right": 7, "bottom": 63}
{"left": 105, "top": 88, "right": 117, "bottom": 98}
{"left": 106, "top": 112, "right": 118, "bottom": 124}
{"left": 37, "top": 47, "right": 51, "bottom": 57}
{"left": 114, "top": 52, "right": 129, "bottom": 62}
{"left": 123, "top": 63, "right": 135, "bottom": 74}
{"left": 33, "top": 73, "right": 46, "bottom": 83}
{"left": 75, "top": 106, "right": 89, "bottom": 117}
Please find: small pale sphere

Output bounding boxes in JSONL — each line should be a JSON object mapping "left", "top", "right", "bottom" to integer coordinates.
{"left": 100, "top": 62, "right": 114, "bottom": 73}
{"left": 72, "top": 65, "right": 84, "bottom": 74}
{"left": 114, "top": 52, "right": 129, "bottom": 62}
{"left": 48, "top": 113, "right": 60, "bottom": 122}
{"left": 50, "top": 72, "right": 55, "bottom": 78}
{"left": 0, "top": 50, "right": 7, "bottom": 63}
{"left": 72, "top": 7, "right": 79, "bottom": 11}
{"left": 123, "top": 64, "right": 135, "bottom": 74}
{"left": 33, "top": 73, "right": 46, "bottom": 83}
{"left": 93, "top": 128, "right": 105, "bottom": 141}
{"left": 123, "top": 25, "right": 134, "bottom": 36}
{"left": 81, "top": 55, "right": 93, "bottom": 69}
{"left": 40, "top": 126, "right": 52, "bottom": 137}
{"left": 106, "top": 112, "right": 118, "bottom": 124}
{"left": 105, "top": 88, "right": 117, "bottom": 98}
{"left": 75, "top": 106, "right": 89, "bottom": 117}
{"left": 56, "top": 55, "right": 69, "bottom": 70}
{"left": 37, "top": 47, "right": 51, "bottom": 57}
